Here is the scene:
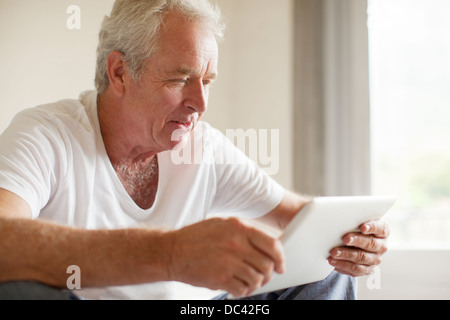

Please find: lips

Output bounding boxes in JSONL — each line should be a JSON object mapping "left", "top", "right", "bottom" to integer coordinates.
{"left": 172, "top": 120, "right": 194, "bottom": 130}
{"left": 170, "top": 114, "right": 199, "bottom": 131}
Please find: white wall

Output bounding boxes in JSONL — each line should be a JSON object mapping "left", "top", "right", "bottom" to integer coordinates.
{"left": 358, "top": 250, "right": 450, "bottom": 300}
{"left": 204, "top": 0, "right": 294, "bottom": 189}
{"left": 0, "top": 0, "right": 115, "bottom": 131}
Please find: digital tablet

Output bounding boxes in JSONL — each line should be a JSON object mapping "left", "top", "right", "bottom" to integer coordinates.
{"left": 250, "top": 195, "right": 397, "bottom": 296}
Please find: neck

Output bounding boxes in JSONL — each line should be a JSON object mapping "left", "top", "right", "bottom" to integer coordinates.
{"left": 97, "top": 93, "right": 158, "bottom": 166}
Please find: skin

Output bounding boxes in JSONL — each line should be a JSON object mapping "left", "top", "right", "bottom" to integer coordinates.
{"left": 0, "top": 9, "right": 389, "bottom": 298}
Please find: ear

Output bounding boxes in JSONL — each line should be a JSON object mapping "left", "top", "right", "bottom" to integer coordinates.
{"left": 106, "top": 51, "right": 126, "bottom": 97}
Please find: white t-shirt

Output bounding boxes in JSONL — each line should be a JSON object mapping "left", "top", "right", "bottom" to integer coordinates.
{"left": 0, "top": 91, "right": 285, "bottom": 300}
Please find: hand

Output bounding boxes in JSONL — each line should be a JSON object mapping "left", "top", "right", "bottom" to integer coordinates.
{"left": 328, "top": 220, "right": 390, "bottom": 277}
{"left": 166, "top": 217, "right": 285, "bottom": 297}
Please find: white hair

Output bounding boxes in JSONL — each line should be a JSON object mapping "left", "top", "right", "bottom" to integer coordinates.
{"left": 95, "top": 0, "right": 225, "bottom": 93}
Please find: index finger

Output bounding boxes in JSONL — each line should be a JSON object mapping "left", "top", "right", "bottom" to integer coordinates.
{"left": 360, "top": 220, "right": 390, "bottom": 238}
{"left": 248, "top": 228, "right": 286, "bottom": 274}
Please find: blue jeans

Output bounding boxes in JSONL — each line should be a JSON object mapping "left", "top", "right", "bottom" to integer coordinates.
{"left": 215, "top": 271, "right": 356, "bottom": 300}
{"left": 0, "top": 281, "right": 79, "bottom": 300}
{"left": 0, "top": 271, "right": 356, "bottom": 300}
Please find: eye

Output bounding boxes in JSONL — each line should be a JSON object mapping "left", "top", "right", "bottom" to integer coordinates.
{"left": 176, "top": 78, "right": 189, "bottom": 84}
{"left": 166, "top": 78, "right": 189, "bottom": 88}
{"left": 203, "top": 79, "right": 214, "bottom": 88}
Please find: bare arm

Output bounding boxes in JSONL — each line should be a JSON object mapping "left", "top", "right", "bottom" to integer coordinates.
{"left": 0, "top": 188, "right": 286, "bottom": 297}
{"left": 256, "top": 190, "right": 311, "bottom": 233}
{"left": 0, "top": 188, "right": 172, "bottom": 288}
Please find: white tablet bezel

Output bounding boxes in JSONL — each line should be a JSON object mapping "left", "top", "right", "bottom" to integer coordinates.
{"left": 250, "top": 195, "right": 397, "bottom": 296}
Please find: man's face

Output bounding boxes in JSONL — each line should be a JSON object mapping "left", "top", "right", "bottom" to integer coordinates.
{"left": 122, "top": 10, "right": 219, "bottom": 154}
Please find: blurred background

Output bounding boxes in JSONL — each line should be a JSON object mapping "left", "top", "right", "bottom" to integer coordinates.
{"left": 1, "top": 0, "right": 449, "bottom": 299}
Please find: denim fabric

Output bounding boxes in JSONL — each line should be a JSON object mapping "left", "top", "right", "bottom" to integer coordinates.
{"left": 215, "top": 271, "right": 357, "bottom": 300}
{"left": 0, "top": 281, "right": 79, "bottom": 300}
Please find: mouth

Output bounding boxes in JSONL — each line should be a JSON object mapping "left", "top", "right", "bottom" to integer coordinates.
{"left": 172, "top": 120, "right": 194, "bottom": 131}
{"left": 170, "top": 114, "right": 199, "bottom": 131}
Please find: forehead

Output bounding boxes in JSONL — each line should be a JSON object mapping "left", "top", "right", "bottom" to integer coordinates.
{"left": 149, "top": 10, "right": 219, "bottom": 75}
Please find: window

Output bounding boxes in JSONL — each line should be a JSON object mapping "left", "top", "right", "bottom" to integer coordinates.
{"left": 368, "top": 0, "right": 450, "bottom": 248}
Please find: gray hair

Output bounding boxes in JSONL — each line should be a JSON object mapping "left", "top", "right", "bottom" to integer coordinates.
{"left": 95, "top": 0, "right": 225, "bottom": 94}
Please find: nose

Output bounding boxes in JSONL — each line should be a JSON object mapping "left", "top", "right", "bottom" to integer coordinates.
{"left": 184, "top": 80, "right": 208, "bottom": 114}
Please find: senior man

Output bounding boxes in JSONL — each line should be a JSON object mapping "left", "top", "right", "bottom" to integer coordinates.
{"left": 0, "top": 0, "right": 389, "bottom": 300}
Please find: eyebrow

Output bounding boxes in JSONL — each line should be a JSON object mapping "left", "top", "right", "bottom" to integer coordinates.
{"left": 172, "top": 66, "right": 218, "bottom": 80}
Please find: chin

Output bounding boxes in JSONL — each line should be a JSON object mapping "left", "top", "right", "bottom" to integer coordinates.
{"left": 169, "top": 128, "right": 192, "bottom": 148}
{"left": 170, "top": 136, "right": 190, "bottom": 151}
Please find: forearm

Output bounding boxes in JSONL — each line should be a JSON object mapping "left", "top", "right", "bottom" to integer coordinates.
{"left": 0, "top": 217, "right": 172, "bottom": 288}
{"left": 257, "top": 190, "right": 311, "bottom": 232}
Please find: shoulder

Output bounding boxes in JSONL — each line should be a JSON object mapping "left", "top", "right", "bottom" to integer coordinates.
{"left": 0, "top": 94, "right": 99, "bottom": 167}
{"left": 4, "top": 95, "right": 95, "bottom": 143}
{"left": 16, "top": 99, "right": 91, "bottom": 131}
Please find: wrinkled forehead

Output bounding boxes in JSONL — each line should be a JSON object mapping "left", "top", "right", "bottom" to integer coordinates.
{"left": 158, "top": 9, "right": 219, "bottom": 52}
{"left": 147, "top": 10, "right": 219, "bottom": 77}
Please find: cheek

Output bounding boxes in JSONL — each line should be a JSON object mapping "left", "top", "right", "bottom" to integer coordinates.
{"left": 160, "top": 95, "right": 187, "bottom": 130}
{"left": 153, "top": 95, "right": 185, "bottom": 133}
{"left": 144, "top": 91, "right": 183, "bottom": 125}
{"left": 163, "top": 87, "right": 185, "bottom": 106}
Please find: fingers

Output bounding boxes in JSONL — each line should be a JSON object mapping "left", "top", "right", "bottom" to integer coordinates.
{"left": 329, "top": 220, "right": 390, "bottom": 277}
{"left": 247, "top": 227, "right": 285, "bottom": 274}
{"left": 168, "top": 217, "right": 286, "bottom": 297}
{"left": 328, "top": 257, "right": 377, "bottom": 277}
{"left": 226, "top": 222, "right": 285, "bottom": 296}
{"left": 183, "top": 217, "right": 285, "bottom": 298}
{"left": 342, "top": 232, "right": 388, "bottom": 254}
{"left": 328, "top": 243, "right": 382, "bottom": 277}
{"left": 225, "top": 261, "right": 266, "bottom": 298}
{"left": 227, "top": 278, "right": 254, "bottom": 299}
{"left": 360, "top": 220, "right": 390, "bottom": 238}
{"left": 330, "top": 246, "right": 382, "bottom": 265}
